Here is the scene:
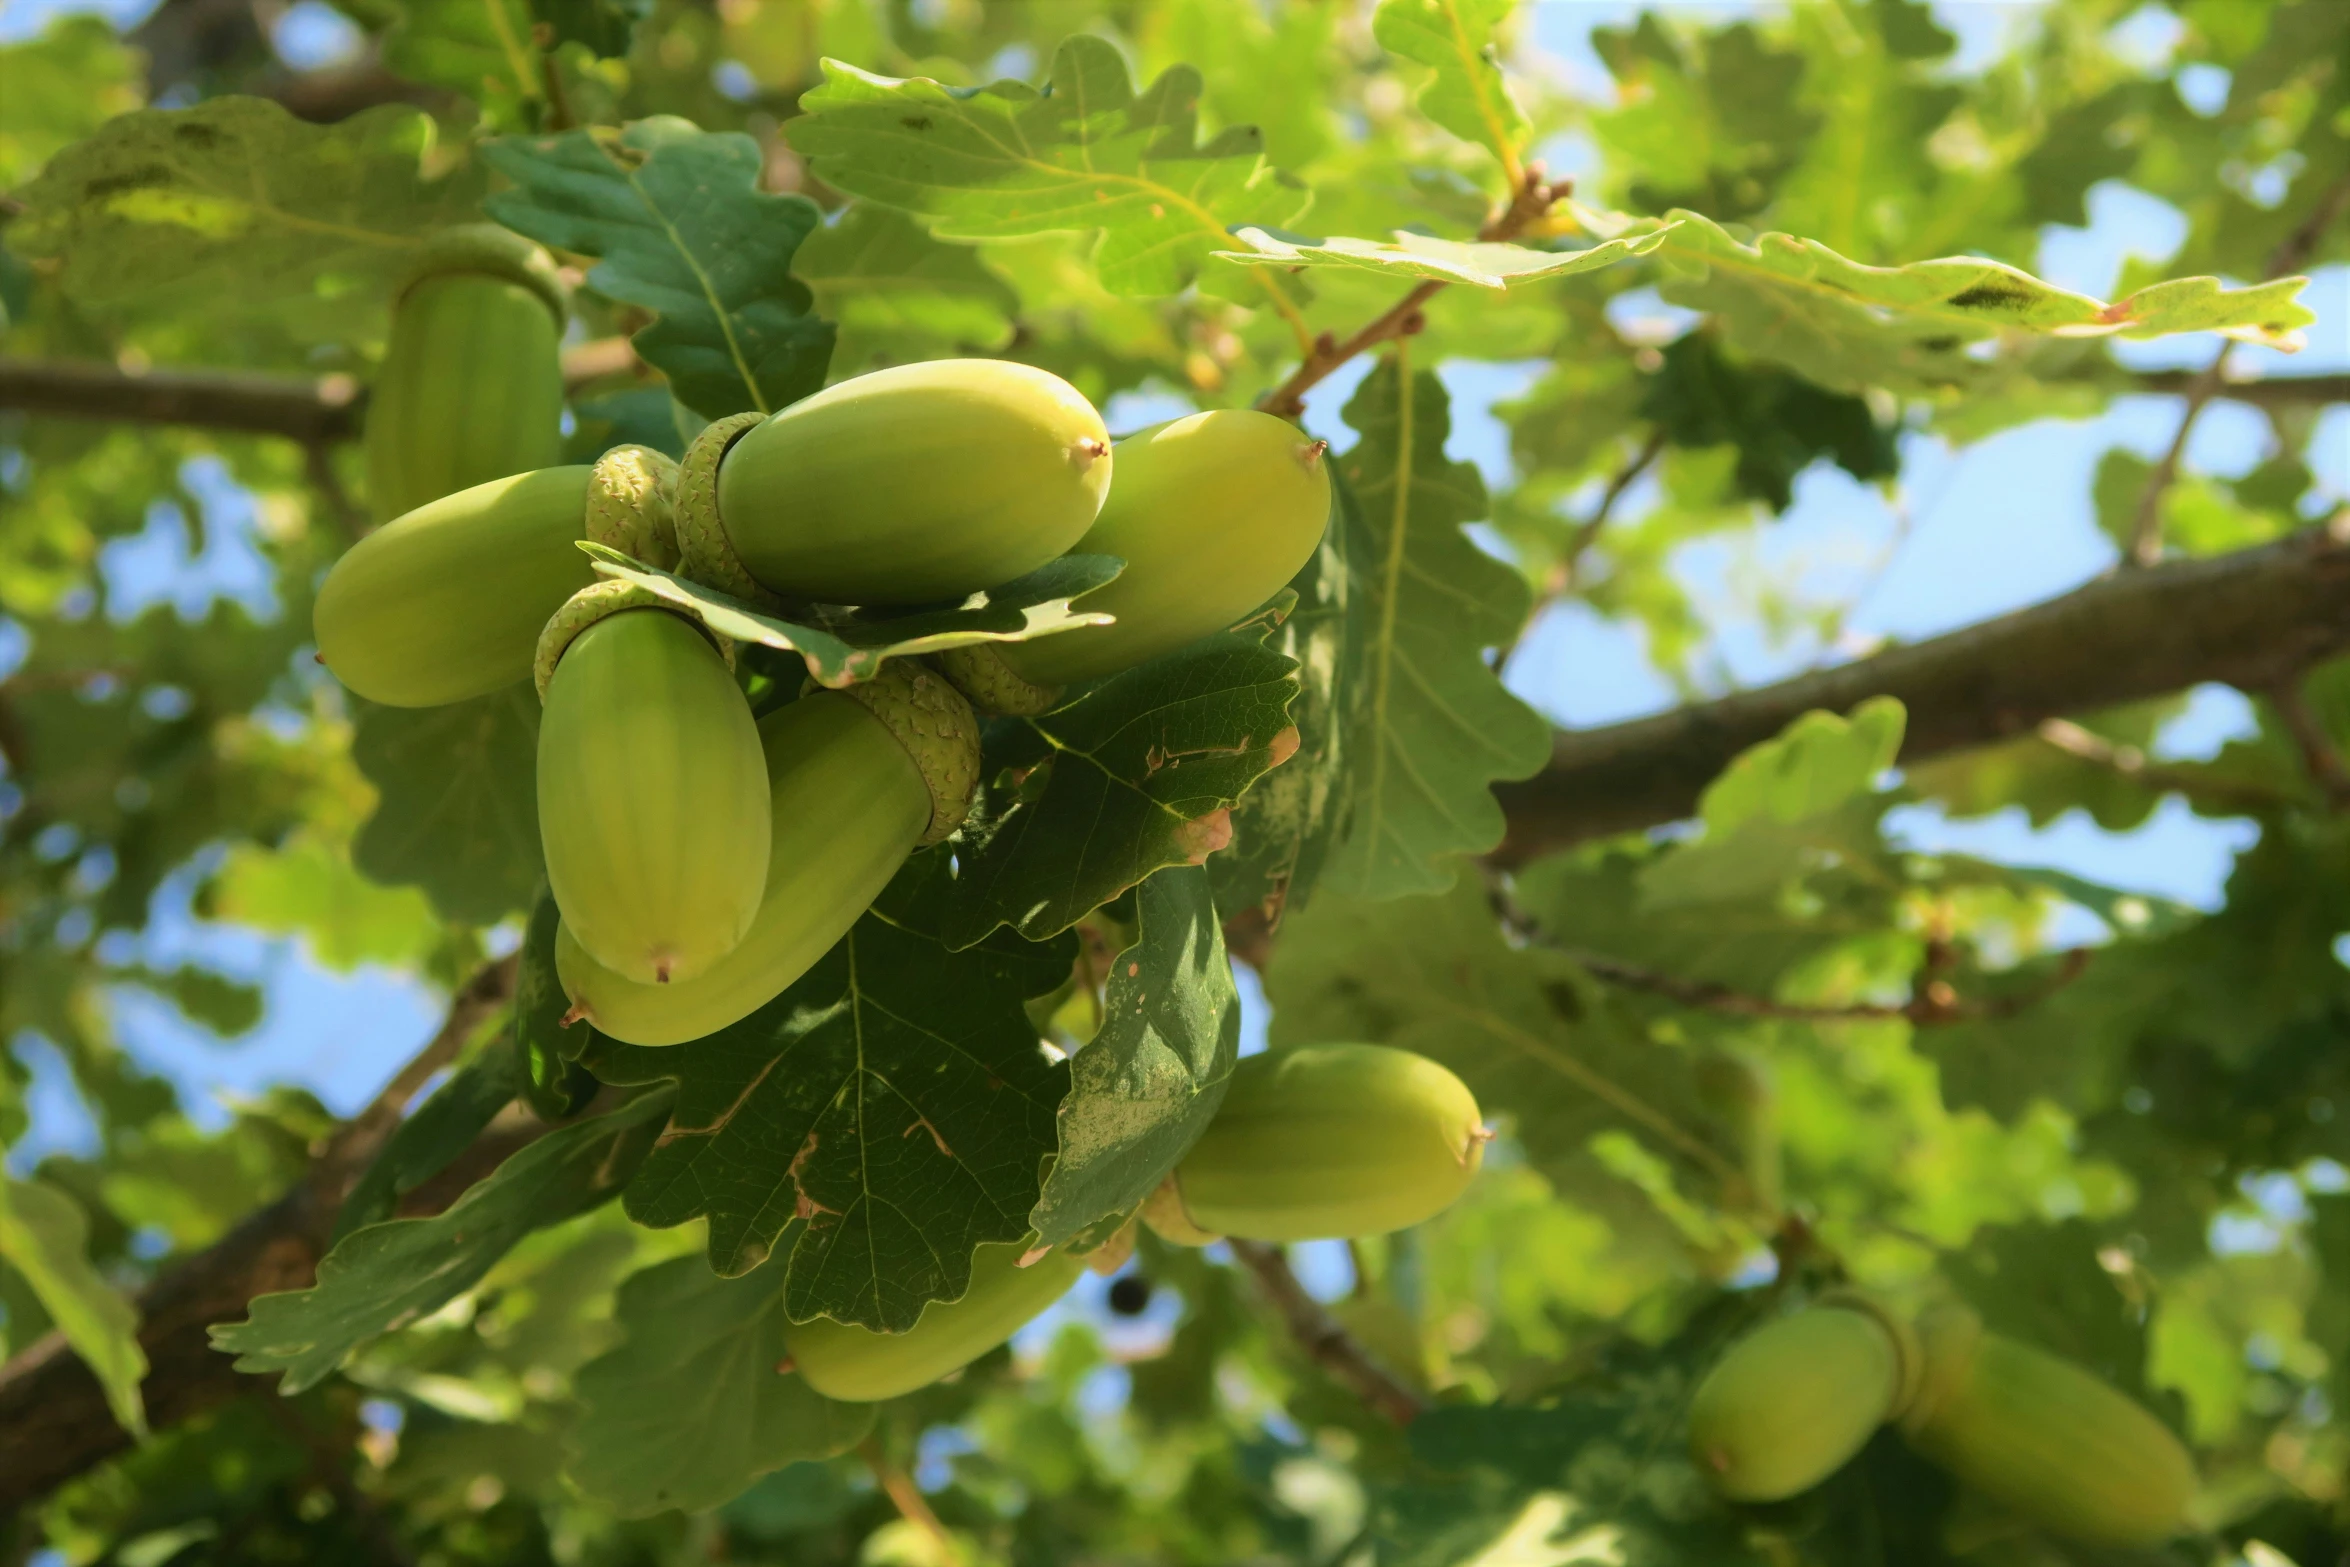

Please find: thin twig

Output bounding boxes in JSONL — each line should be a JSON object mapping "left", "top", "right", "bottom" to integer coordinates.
{"left": 2033, "top": 716, "right": 2297, "bottom": 814}
{"left": 1560, "top": 428, "right": 1666, "bottom": 589}
{"left": 1258, "top": 164, "right": 1565, "bottom": 420}
{"left": 313, "top": 955, "right": 520, "bottom": 1187}
{"left": 2264, "top": 678, "right": 2350, "bottom": 811}
{"left": 1495, "top": 885, "right": 2090, "bottom": 1026}
{"left": 1227, "top": 1240, "right": 1429, "bottom": 1428}
{"left": 858, "top": 1437, "right": 963, "bottom": 1566}
{"left": 2125, "top": 168, "right": 2350, "bottom": 568}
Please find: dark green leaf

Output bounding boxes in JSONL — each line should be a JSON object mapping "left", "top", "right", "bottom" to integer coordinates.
{"left": 351, "top": 685, "right": 542, "bottom": 927}
{"left": 484, "top": 119, "right": 834, "bottom": 419}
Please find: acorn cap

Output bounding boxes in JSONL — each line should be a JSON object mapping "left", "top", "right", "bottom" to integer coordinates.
{"left": 397, "top": 222, "right": 570, "bottom": 322}
{"left": 584, "top": 444, "right": 681, "bottom": 571}
{"left": 836, "top": 660, "right": 981, "bottom": 845}
{"left": 673, "top": 411, "right": 783, "bottom": 607}
{"left": 931, "top": 643, "right": 1065, "bottom": 717}
{"left": 534, "top": 578, "right": 735, "bottom": 703}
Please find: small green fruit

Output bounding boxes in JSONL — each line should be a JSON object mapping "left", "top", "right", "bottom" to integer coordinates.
{"left": 998, "top": 410, "right": 1332, "bottom": 687}
{"left": 315, "top": 466, "right": 598, "bottom": 707}
{"left": 537, "top": 608, "right": 771, "bottom": 986}
{"left": 1687, "top": 1301, "right": 1914, "bottom": 1502}
{"left": 555, "top": 688, "right": 934, "bottom": 1045}
{"left": 716, "top": 358, "right": 1112, "bottom": 604}
{"left": 1165, "top": 1044, "right": 1486, "bottom": 1242}
{"left": 1900, "top": 1304, "right": 2197, "bottom": 1548}
{"left": 364, "top": 224, "right": 567, "bottom": 523}
{"left": 786, "top": 1242, "right": 1085, "bottom": 1402}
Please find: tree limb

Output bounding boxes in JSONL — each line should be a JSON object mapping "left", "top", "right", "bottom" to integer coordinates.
{"left": 0, "top": 957, "right": 520, "bottom": 1513}
{"left": 1228, "top": 1240, "right": 1429, "bottom": 1428}
{"left": 1491, "top": 514, "right": 2350, "bottom": 863}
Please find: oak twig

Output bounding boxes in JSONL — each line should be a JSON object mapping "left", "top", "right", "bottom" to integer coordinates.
{"left": 1560, "top": 428, "right": 1666, "bottom": 588}
{"left": 1258, "top": 164, "right": 1566, "bottom": 420}
{"left": 2033, "top": 717, "right": 2296, "bottom": 815}
{"left": 1564, "top": 947, "right": 2092, "bottom": 1027}
{"left": 1228, "top": 1240, "right": 1428, "bottom": 1427}
{"left": 2265, "top": 678, "right": 2350, "bottom": 811}
{"left": 0, "top": 956, "right": 522, "bottom": 1512}
{"left": 2124, "top": 168, "right": 2350, "bottom": 567}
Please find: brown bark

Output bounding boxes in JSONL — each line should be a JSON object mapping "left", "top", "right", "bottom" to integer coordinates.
{"left": 0, "top": 959, "right": 517, "bottom": 1514}
{"left": 1492, "top": 515, "right": 2350, "bottom": 863}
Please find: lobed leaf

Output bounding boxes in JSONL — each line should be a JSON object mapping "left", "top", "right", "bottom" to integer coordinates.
{"left": 580, "top": 543, "right": 1120, "bottom": 689}
{"left": 484, "top": 119, "right": 834, "bottom": 419}
{"left": 785, "top": 35, "right": 1311, "bottom": 311}
{"left": 210, "top": 1092, "right": 669, "bottom": 1394}
{"left": 1371, "top": 0, "right": 1531, "bottom": 177}
{"left": 1318, "top": 361, "right": 1551, "bottom": 901}
{"left": 1027, "top": 864, "right": 1240, "bottom": 1251}
{"left": 566, "top": 1255, "right": 872, "bottom": 1517}
{"left": 1214, "top": 224, "right": 1671, "bottom": 288}
{"left": 940, "top": 633, "right": 1301, "bottom": 947}
{"left": 1569, "top": 202, "right": 2317, "bottom": 394}
{"left": 0, "top": 1178, "right": 147, "bottom": 1437}
{"left": 351, "top": 684, "right": 542, "bottom": 927}
{"left": 795, "top": 201, "right": 1019, "bottom": 371}
{"left": 7, "top": 96, "right": 482, "bottom": 346}
{"left": 591, "top": 876, "right": 1071, "bottom": 1331}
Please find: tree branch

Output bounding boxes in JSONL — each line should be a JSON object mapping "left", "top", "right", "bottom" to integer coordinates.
{"left": 0, "top": 957, "right": 521, "bottom": 1513}
{"left": 0, "top": 359, "right": 365, "bottom": 443}
{"left": 2122, "top": 369, "right": 2349, "bottom": 410}
{"left": 1228, "top": 1240, "right": 1429, "bottom": 1427}
{"left": 1491, "top": 515, "right": 2350, "bottom": 863}
{"left": 2031, "top": 716, "right": 2299, "bottom": 814}
{"left": 2264, "top": 678, "right": 2350, "bottom": 810}
{"left": 1562, "top": 946, "right": 2091, "bottom": 1026}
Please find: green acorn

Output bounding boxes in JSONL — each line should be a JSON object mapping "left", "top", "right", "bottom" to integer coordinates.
{"left": 314, "top": 446, "right": 677, "bottom": 708}
{"left": 364, "top": 224, "right": 568, "bottom": 524}
{"left": 1146, "top": 1044, "right": 1488, "bottom": 1244}
{"left": 556, "top": 660, "right": 980, "bottom": 1045}
{"left": 786, "top": 1242, "right": 1085, "bottom": 1402}
{"left": 709, "top": 358, "right": 1112, "bottom": 605}
{"left": 535, "top": 586, "right": 770, "bottom": 987}
{"left": 1687, "top": 1297, "right": 1919, "bottom": 1502}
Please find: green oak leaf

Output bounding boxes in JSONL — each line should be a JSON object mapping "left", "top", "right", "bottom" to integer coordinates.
{"left": 0, "top": 15, "right": 141, "bottom": 191}
{"left": 7, "top": 96, "right": 482, "bottom": 346}
{"left": 1027, "top": 864, "right": 1240, "bottom": 1251}
{"left": 941, "top": 633, "right": 1301, "bottom": 947}
{"left": 795, "top": 201, "right": 1018, "bottom": 373}
{"left": 332, "top": 1041, "right": 521, "bottom": 1245}
{"left": 1319, "top": 361, "right": 1551, "bottom": 901}
{"left": 1571, "top": 202, "right": 2318, "bottom": 394}
{"left": 566, "top": 1255, "right": 873, "bottom": 1517}
{"left": 579, "top": 544, "right": 1121, "bottom": 689}
{"left": 1213, "top": 499, "right": 1352, "bottom": 932}
{"left": 484, "top": 118, "right": 834, "bottom": 419}
{"left": 208, "top": 832, "right": 443, "bottom": 974}
{"left": 786, "top": 34, "right": 1311, "bottom": 312}
{"left": 514, "top": 883, "right": 598, "bottom": 1122}
{"left": 1213, "top": 224, "right": 1671, "bottom": 288}
{"left": 589, "top": 878, "right": 1071, "bottom": 1330}
{"left": 0, "top": 1178, "right": 147, "bottom": 1437}
{"left": 1372, "top": 0, "right": 1531, "bottom": 175}
{"left": 351, "top": 684, "right": 542, "bottom": 927}
{"left": 210, "top": 1092, "right": 669, "bottom": 1394}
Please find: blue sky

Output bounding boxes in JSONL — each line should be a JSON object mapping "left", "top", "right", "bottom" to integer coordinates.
{"left": 6, "top": 0, "right": 2348, "bottom": 1170}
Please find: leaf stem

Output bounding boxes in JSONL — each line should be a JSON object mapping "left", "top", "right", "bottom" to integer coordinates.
{"left": 858, "top": 1437, "right": 964, "bottom": 1565}
{"left": 1227, "top": 1240, "right": 1428, "bottom": 1427}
